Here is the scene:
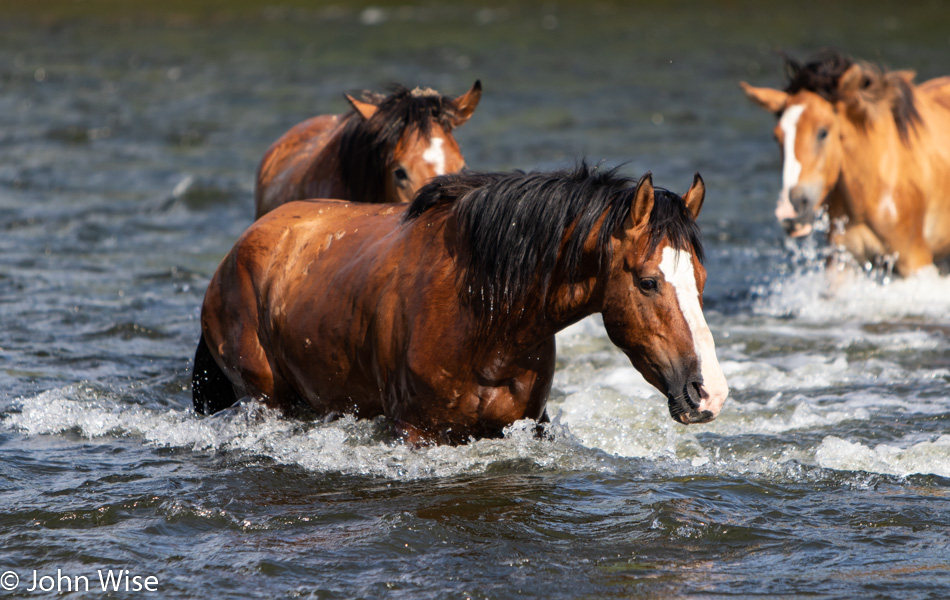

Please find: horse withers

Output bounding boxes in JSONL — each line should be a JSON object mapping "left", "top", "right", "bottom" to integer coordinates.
{"left": 742, "top": 51, "right": 950, "bottom": 276}
{"left": 194, "top": 165, "right": 729, "bottom": 444}
{"left": 254, "top": 81, "right": 481, "bottom": 218}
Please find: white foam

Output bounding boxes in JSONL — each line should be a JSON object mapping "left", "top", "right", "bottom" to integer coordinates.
{"left": 551, "top": 387, "right": 707, "bottom": 461}
{"left": 816, "top": 435, "right": 950, "bottom": 478}
{"left": 755, "top": 264, "right": 950, "bottom": 321}
{"left": 6, "top": 315, "right": 949, "bottom": 482}
{"left": 2, "top": 385, "right": 618, "bottom": 480}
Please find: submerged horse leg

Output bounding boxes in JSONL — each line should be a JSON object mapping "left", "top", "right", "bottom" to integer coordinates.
{"left": 834, "top": 222, "right": 934, "bottom": 276}
{"left": 192, "top": 333, "right": 237, "bottom": 415}
{"left": 831, "top": 223, "right": 887, "bottom": 270}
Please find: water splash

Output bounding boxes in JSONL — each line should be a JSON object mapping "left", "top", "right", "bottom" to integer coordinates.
{"left": 816, "top": 435, "right": 950, "bottom": 478}
{"left": 2, "top": 384, "right": 620, "bottom": 480}
{"left": 753, "top": 225, "right": 950, "bottom": 321}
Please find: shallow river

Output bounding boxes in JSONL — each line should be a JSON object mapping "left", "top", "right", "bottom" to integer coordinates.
{"left": 2, "top": 2, "right": 949, "bottom": 598}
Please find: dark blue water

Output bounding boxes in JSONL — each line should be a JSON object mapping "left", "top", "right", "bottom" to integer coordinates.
{"left": 2, "top": 2, "right": 950, "bottom": 598}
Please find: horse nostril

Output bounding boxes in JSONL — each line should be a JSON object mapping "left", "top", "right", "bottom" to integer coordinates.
{"left": 683, "top": 382, "right": 702, "bottom": 410}
{"left": 789, "top": 188, "right": 812, "bottom": 215}
{"left": 692, "top": 381, "right": 705, "bottom": 400}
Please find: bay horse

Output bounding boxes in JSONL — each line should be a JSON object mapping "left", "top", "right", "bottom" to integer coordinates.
{"left": 741, "top": 51, "right": 950, "bottom": 276}
{"left": 193, "top": 165, "right": 729, "bottom": 444}
{"left": 254, "top": 81, "right": 481, "bottom": 218}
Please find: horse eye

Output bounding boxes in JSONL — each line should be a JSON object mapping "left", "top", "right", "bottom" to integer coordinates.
{"left": 817, "top": 127, "right": 829, "bottom": 142}
{"left": 394, "top": 167, "right": 409, "bottom": 182}
{"left": 639, "top": 278, "right": 658, "bottom": 293}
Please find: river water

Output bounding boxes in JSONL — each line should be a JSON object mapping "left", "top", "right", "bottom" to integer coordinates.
{"left": 2, "top": 1, "right": 949, "bottom": 598}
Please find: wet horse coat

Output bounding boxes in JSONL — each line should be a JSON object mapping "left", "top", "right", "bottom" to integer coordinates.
{"left": 194, "top": 166, "right": 729, "bottom": 444}
{"left": 742, "top": 51, "right": 950, "bottom": 275}
{"left": 254, "top": 82, "right": 481, "bottom": 218}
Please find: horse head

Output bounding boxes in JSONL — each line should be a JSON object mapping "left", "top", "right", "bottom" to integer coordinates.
{"left": 344, "top": 81, "right": 481, "bottom": 204}
{"left": 601, "top": 173, "right": 729, "bottom": 424}
{"left": 741, "top": 52, "right": 919, "bottom": 237}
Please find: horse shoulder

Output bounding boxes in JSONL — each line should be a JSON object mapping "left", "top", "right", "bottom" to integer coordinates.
{"left": 400, "top": 317, "right": 555, "bottom": 439}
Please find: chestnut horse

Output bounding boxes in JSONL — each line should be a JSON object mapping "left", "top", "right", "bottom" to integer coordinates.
{"left": 742, "top": 51, "right": 950, "bottom": 276}
{"left": 254, "top": 81, "right": 481, "bottom": 218}
{"left": 193, "top": 165, "right": 729, "bottom": 444}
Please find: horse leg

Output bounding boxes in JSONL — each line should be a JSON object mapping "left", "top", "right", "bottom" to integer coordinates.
{"left": 893, "top": 242, "right": 935, "bottom": 277}
{"left": 192, "top": 333, "right": 237, "bottom": 415}
{"left": 198, "top": 293, "right": 277, "bottom": 411}
{"left": 533, "top": 409, "right": 552, "bottom": 439}
{"left": 832, "top": 223, "right": 884, "bottom": 265}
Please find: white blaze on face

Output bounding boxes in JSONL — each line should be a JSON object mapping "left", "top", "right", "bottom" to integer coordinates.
{"left": 879, "top": 190, "right": 898, "bottom": 221}
{"left": 422, "top": 137, "right": 446, "bottom": 175}
{"left": 776, "top": 104, "right": 806, "bottom": 220}
{"left": 658, "top": 247, "right": 729, "bottom": 418}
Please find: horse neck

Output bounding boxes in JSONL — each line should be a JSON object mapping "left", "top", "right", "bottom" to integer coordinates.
{"left": 836, "top": 111, "right": 910, "bottom": 223}
{"left": 490, "top": 242, "right": 608, "bottom": 351}
{"left": 543, "top": 259, "right": 607, "bottom": 333}
{"left": 302, "top": 117, "right": 349, "bottom": 200}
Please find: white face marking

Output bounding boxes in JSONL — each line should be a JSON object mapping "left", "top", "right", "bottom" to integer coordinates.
{"left": 658, "top": 247, "right": 729, "bottom": 418}
{"left": 777, "top": 104, "right": 806, "bottom": 216}
{"left": 422, "top": 137, "right": 446, "bottom": 175}
{"left": 879, "top": 190, "right": 898, "bottom": 221}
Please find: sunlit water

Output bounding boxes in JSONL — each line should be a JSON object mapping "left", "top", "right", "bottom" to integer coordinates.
{"left": 2, "top": 2, "right": 949, "bottom": 598}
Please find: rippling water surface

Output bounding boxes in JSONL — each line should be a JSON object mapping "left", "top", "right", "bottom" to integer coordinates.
{"left": 2, "top": 1, "right": 949, "bottom": 598}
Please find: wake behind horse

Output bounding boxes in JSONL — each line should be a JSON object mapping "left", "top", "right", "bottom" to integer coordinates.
{"left": 254, "top": 81, "right": 481, "bottom": 218}
{"left": 742, "top": 51, "right": 950, "bottom": 276}
{"left": 194, "top": 165, "right": 729, "bottom": 444}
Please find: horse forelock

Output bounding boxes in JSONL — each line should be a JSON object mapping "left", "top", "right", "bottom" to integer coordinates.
{"left": 783, "top": 49, "right": 855, "bottom": 102}
{"left": 404, "top": 164, "right": 702, "bottom": 334}
{"left": 783, "top": 50, "right": 921, "bottom": 141}
{"left": 411, "top": 86, "right": 440, "bottom": 98}
{"left": 338, "top": 85, "right": 463, "bottom": 202}
{"left": 646, "top": 189, "right": 705, "bottom": 265}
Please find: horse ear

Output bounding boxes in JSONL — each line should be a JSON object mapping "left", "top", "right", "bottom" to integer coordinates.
{"left": 345, "top": 94, "right": 379, "bottom": 121}
{"left": 740, "top": 82, "right": 787, "bottom": 113}
{"left": 683, "top": 172, "right": 705, "bottom": 220}
{"left": 449, "top": 80, "right": 482, "bottom": 127}
{"left": 837, "top": 63, "right": 869, "bottom": 95}
{"left": 625, "top": 172, "right": 655, "bottom": 232}
{"left": 837, "top": 63, "right": 880, "bottom": 118}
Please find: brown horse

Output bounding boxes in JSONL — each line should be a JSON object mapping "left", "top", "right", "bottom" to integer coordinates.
{"left": 193, "top": 165, "right": 729, "bottom": 444}
{"left": 254, "top": 81, "right": 482, "bottom": 218}
{"left": 741, "top": 51, "right": 950, "bottom": 276}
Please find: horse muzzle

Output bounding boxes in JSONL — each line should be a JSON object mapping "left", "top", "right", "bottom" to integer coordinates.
{"left": 667, "top": 381, "right": 717, "bottom": 425}
{"left": 777, "top": 184, "right": 822, "bottom": 238}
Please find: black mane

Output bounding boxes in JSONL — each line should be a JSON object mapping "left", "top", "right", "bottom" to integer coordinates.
{"left": 783, "top": 50, "right": 921, "bottom": 140}
{"left": 338, "top": 85, "right": 462, "bottom": 202}
{"left": 405, "top": 164, "right": 704, "bottom": 331}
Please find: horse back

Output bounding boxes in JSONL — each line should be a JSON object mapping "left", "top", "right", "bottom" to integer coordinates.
{"left": 908, "top": 77, "right": 950, "bottom": 259}
{"left": 918, "top": 76, "right": 950, "bottom": 97}
{"left": 917, "top": 76, "right": 950, "bottom": 126}
{"left": 254, "top": 114, "right": 346, "bottom": 218}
